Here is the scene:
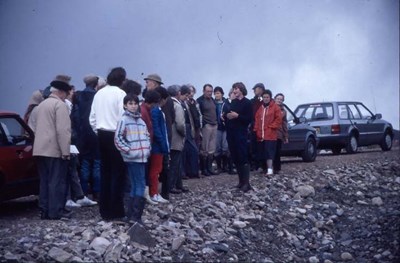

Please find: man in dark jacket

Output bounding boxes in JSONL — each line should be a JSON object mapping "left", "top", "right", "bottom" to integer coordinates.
{"left": 71, "top": 75, "right": 101, "bottom": 201}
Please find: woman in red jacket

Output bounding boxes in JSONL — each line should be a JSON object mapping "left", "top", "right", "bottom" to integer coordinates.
{"left": 254, "top": 90, "right": 282, "bottom": 175}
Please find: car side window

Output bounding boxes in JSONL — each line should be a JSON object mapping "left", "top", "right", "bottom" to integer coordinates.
{"left": 285, "top": 108, "right": 296, "bottom": 127}
{"left": 0, "top": 117, "right": 32, "bottom": 146}
{"left": 338, "top": 104, "right": 349, "bottom": 119}
{"left": 311, "top": 104, "right": 333, "bottom": 120}
{"left": 356, "top": 104, "right": 373, "bottom": 119}
{"left": 347, "top": 104, "right": 361, "bottom": 119}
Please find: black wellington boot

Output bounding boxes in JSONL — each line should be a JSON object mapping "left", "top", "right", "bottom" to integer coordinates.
{"left": 130, "top": 196, "right": 145, "bottom": 225}
{"left": 126, "top": 197, "right": 134, "bottom": 219}
{"left": 215, "top": 155, "right": 222, "bottom": 174}
{"left": 240, "top": 164, "right": 252, "bottom": 192}
{"left": 207, "top": 155, "right": 218, "bottom": 175}
{"left": 200, "top": 155, "right": 211, "bottom": 176}
{"left": 235, "top": 165, "right": 244, "bottom": 188}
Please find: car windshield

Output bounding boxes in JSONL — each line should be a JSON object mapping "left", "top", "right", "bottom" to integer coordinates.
{"left": 295, "top": 103, "right": 333, "bottom": 121}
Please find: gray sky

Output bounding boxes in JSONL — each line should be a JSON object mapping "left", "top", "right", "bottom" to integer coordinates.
{"left": 0, "top": 0, "right": 399, "bottom": 129}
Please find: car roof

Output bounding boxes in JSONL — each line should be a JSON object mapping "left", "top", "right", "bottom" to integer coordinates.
{"left": 296, "top": 101, "right": 364, "bottom": 107}
{"left": 0, "top": 110, "right": 19, "bottom": 116}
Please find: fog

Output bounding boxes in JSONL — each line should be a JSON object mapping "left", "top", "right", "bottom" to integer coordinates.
{"left": 0, "top": 0, "right": 398, "bottom": 129}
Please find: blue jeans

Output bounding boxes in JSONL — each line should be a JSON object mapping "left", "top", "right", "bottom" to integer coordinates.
{"left": 80, "top": 158, "right": 101, "bottom": 194}
{"left": 126, "top": 162, "right": 146, "bottom": 197}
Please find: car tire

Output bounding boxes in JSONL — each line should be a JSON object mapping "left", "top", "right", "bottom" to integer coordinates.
{"left": 302, "top": 137, "right": 317, "bottom": 162}
{"left": 331, "top": 147, "right": 342, "bottom": 155}
{"left": 380, "top": 131, "right": 393, "bottom": 151}
{"left": 345, "top": 133, "right": 358, "bottom": 154}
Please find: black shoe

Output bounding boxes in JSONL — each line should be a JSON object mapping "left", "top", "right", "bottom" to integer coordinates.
{"left": 240, "top": 184, "right": 253, "bottom": 192}
{"left": 178, "top": 187, "right": 189, "bottom": 193}
{"left": 202, "top": 170, "right": 211, "bottom": 176}
{"left": 40, "top": 211, "right": 49, "bottom": 220}
{"left": 170, "top": 188, "right": 182, "bottom": 194}
{"left": 48, "top": 210, "right": 73, "bottom": 220}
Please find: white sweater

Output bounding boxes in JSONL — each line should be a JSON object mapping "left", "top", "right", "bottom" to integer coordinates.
{"left": 89, "top": 85, "right": 126, "bottom": 132}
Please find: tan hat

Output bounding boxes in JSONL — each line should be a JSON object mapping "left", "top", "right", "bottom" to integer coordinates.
{"left": 144, "top": 74, "right": 163, "bottom": 84}
{"left": 50, "top": 74, "right": 72, "bottom": 92}
{"left": 54, "top": 74, "right": 71, "bottom": 84}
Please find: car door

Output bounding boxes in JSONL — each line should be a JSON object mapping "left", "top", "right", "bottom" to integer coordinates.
{"left": 355, "top": 103, "right": 385, "bottom": 144}
{"left": 0, "top": 115, "right": 36, "bottom": 194}
{"left": 282, "top": 105, "right": 304, "bottom": 151}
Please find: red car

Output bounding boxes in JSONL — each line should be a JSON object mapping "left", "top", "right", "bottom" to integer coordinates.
{"left": 0, "top": 111, "right": 38, "bottom": 201}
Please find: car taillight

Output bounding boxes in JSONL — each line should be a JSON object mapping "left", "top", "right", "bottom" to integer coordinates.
{"left": 331, "top": 124, "right": 340, "bottom": 134}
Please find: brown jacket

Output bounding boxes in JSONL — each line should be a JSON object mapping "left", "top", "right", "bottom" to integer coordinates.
{"left": 33, "top": 94, "right": 71, "bottom": 158}
{"left": 277, "top": 107, "right": 289, "bottom": 141}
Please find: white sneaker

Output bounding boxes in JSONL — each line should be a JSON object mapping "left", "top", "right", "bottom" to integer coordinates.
{"left": 76, "top": 196, "right": 97, "bottom": 206}
{"left": 146, "top": 195, "right": 158, "bottom": 205}
{"left": 267, "top": 168, "right": 274, "bottom": 175}
{"left": 155, "top": 194, "right": 169, "bottom": 203}
{"left": 66, "top": 199, "right": 81, "bottom": 207}
{"left": 150, "top": 195, "right": 159, "bottom": 203}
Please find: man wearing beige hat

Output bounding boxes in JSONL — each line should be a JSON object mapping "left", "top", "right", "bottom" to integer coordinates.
{"left": 33, "top": 75, "right": 72, "bottom": 220}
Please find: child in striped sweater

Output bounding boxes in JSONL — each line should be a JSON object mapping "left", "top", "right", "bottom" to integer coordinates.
{"left": 115, "top": 93, "right": 150, "bottom": 224}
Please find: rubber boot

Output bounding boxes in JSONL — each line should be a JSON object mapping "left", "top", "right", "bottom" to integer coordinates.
{"left": 215, "top": 155, "right": 222, "bottom": 174}
{"left": 228, "top": 156, "right": 236, "bottom": 175}
{"left": 126, "top": 197, "right": 134, "bottom": 219}
{"left": 235, "top": 165, "right": 244, "bottom": 188}
{"left": 130, "top": 196, "right": 145, "bottom": 225}
{"left": 201, "top": 155, "right": 211, "bottom": 176}
{"left": 239, "top": 164, "right": 252, "bottom": 192}
{"left": 207, "top": 155, "right": 218, "bottom": 175}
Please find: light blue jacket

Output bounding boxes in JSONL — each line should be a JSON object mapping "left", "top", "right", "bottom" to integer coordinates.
{"left": 114, "top": 110, "right": 151, "bottom": 163}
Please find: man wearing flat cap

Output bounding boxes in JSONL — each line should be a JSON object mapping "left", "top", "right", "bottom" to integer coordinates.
{"left": 33, "top": 75, "right": 72, "bottom": 220}
{"left": 71, "top": 74, "right": 101, "bottom": 201}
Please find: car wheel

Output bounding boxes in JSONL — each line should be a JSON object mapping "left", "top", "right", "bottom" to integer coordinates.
{"left": 302, "top": 137, "right": 317, "bottom": 162}
{"left": 345, "top": 133, "right": 358, "bottom": 154}
{"left": 380, "top": 131, "right": 393, "bottom": 151}
{"left": 331, "top": 147, "right": 342, "bottom": 155}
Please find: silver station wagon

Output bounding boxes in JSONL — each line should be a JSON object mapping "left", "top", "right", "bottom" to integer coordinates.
{"left": 294, "top": 101, "right": 394, "bottom": 154}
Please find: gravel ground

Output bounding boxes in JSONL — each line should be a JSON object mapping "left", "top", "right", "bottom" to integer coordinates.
{"left": 0, "top": 147, "right": 399, "bottom": 262}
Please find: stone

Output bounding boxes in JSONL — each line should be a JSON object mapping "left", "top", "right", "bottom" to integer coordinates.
{"left": 81, "top": 229, "right": 95, "bottom": 241}
{"left": 341, "top": 252, "right": 353, "bottom": 261}
{"left": 128, "top": 223, "right": 156, "bottom": 248}
{"left": 90, "top": 237, "right": 111, "bottom": 255}
{"left": 172, "top": 236, "right": 185, "bottom": 251}
{"left": 48, "top": 247, "right": 73, "bottom": 263}
{"left": 232, "top": 220, "right": 247, "bottom": 229}
{"left": 309, "top": 256, "right": 319, "bottom": 263}
{"left": 104, "top": 241, "right": 124, "bottom": 262}
{"left": 296, "top": 185, "right": 315, "bottom": 197}
{"left": 215, "top": 201, "right": 227, "bottom": 210}
{"left": 296, "top": 208, "right": 307, "bottom": 214}
{"left": 207, "top": 243, "right": 229, "bottom": 253}
{"left": 372, "top": 197, "right": 383, "bottom": 206}
{"left": 4, "top": 251, "right": 20, "bottom": 262}
{"left": 323, "top": 169, "right": 336, "bottom": 175}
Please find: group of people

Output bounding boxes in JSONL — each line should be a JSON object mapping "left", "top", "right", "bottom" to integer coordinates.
{"left": 25, "top": 66, "right": 289, "bottom": 223}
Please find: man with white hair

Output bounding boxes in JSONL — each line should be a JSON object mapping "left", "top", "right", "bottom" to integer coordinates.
{"left": 33, "top": 75, "right": 72, "bottom": 220}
